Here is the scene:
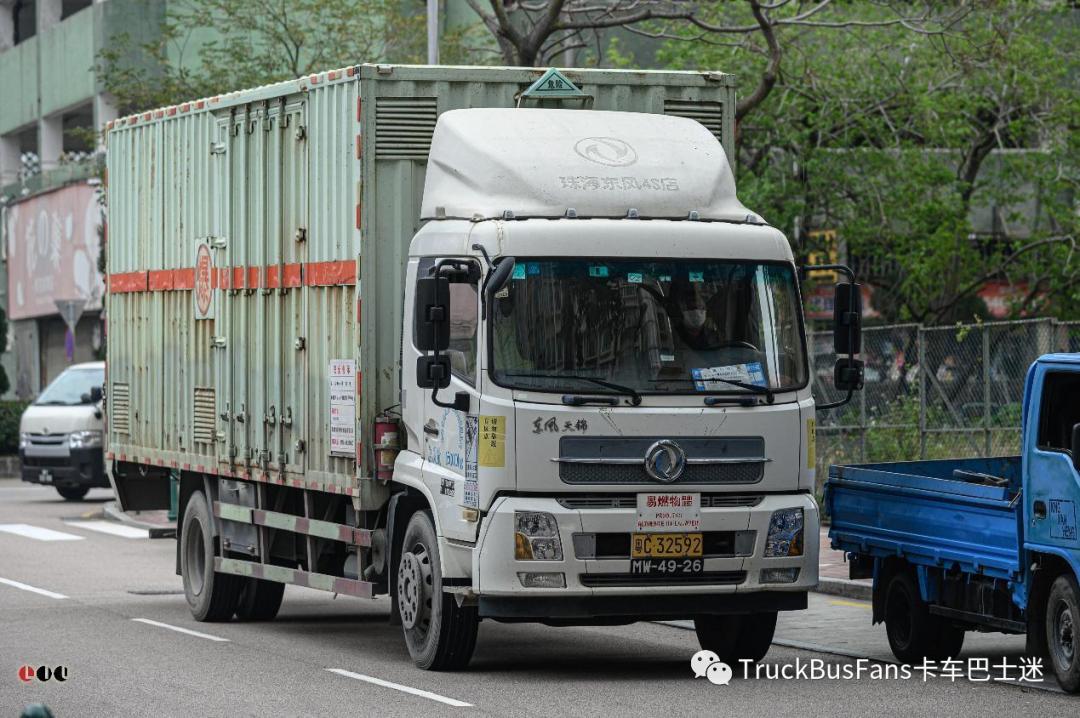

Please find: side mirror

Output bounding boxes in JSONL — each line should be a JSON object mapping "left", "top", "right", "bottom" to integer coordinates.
{"left": 485, "top": 257, "right": 517, "bottom": 301}
{"left": 415, "top": 276, "right": 450, "bottom": 352}
{"left": 1071, "top": 423, "right": 1080, "bottom": 472}
{"left": 833, "top": 283, "right": 862, "bottom": 355}
{"left": 90, "top": 386, "right": 103, "bottom": 403}
{"left": 834, "top": 358, "right": 865, "bottom": 392}
{"left": 416, "top": 355, "right": 452, "bottom": 389}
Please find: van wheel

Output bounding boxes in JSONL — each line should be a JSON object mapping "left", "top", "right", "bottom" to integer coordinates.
{"left": 884, "top": 572, "right": 964, "bottom": 663}
{"left": 397, "top": 510, "right": 478, "bottom": 670}
{"left": 181, "top": 491, "right": 242, "bottom": 621}
{"left": 694, "top": 612, "right": 777, "bottom": 665}
{"left": 56, "top": 486, "right": 89, "bottom": 501}
{"left": 1046, "top": 573, "right": 1080, "bottom": 693}
{"left": 235, "top": 578, "right": 285, "bottom": 621}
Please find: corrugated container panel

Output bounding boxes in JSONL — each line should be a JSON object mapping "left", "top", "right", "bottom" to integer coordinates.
{"left": 107, "top": 64, "right": 735, "bottom": 498}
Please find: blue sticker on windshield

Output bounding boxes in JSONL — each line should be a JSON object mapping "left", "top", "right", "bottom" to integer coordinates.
{"left": 691, "top": 362, "right": 768, "bottom": 392}
{"left": 527, "top": 262, "right": 541, "bottom": 276}
{"left": 511, "top": 264, "right": 526, "bottom": 280}
{"left": 689, "top": 271, "right": 704, "bottom": 283}
{"left": 589, "top": 265, "right": 609, "bottom": 278}
{"left": 627, "top": 272, "right": 643, "bottom": 284}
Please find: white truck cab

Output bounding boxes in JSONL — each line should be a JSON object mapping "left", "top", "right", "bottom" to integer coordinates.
{"left": 19, "top": 361, "right": 107, "bottom": 500}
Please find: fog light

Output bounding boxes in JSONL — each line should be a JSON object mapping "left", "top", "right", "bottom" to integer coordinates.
{"left": 518, "top": 572, "right": 566, "bottom": 588}
{"left": 514, "top": 511, "right": 563, "bottom": 561}
{"left": 760, "top": 567, "right": 800, "bottom": 584}
{"left": 765, "top": 508, "right": 804, "bottom": 557}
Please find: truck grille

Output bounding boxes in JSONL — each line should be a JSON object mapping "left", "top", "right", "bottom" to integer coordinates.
{"left": 557, "top": 494, "right": 763, "bottom": 510}
{"left": 27, "top": 433, "right": 67, "bottom": 446}
{"left": 558, "top": 462, "right": 763, "bottom": 485}
{"left": 22, "top": 455, "right": 70, "bottom": 467}
{"left": 580, "top": 571, "right": 745, "bottom": 588}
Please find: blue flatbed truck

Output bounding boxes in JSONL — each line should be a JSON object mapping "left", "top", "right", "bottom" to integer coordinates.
{"left": 826, "top": 353, "right": 1080, "bottom": 693}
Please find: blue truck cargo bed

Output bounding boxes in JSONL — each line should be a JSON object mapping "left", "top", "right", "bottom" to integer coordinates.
{"left": 826, "top": 457, "right": 1022, "bottom": 581}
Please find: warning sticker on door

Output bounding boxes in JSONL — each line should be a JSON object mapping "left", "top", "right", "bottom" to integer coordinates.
{"left": 328, "top": 359, "right": 355, "bottom": 456}
{"left": 478, "top": 415, "right": 505, "bottom": 467}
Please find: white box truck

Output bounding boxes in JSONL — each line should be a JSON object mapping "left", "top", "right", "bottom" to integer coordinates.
{"left": 105, "top": 65, "right": 864, "bottom": 670}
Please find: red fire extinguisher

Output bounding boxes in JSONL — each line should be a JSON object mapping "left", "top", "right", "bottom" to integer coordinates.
{"left": 372, "top": 414, "right": 400, "bottom": 482}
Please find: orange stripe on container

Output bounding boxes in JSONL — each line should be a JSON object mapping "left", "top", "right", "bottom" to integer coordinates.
{"left": 232, "top": 266, "right": 246, "bottom": 289}
{"left": 265, "top": 266, "right": 280, "bottom": 288}
{"left": 247, "top": 266, "right": 260, "bottom": 288}
{"left": 110, "top": 271, "right": 148, "bottom": 293}
{"left": 283, "top": 263, "right": 302, "bottom": 287}
{"left": 148, "top": 270, "right": 175, "bottom": 290}
{"left": 305, "top": 260, "right": 356, "bottom": 286}
{"left": 175, "top": 268, "right": 195, "bottom": 289}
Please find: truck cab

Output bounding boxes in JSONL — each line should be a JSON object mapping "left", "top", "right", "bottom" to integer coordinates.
{"left": 391, "top": 108, "right": 861, "bottom": 668}
{"left": 827, "top": 354, "right": 1080, "bottom": 692}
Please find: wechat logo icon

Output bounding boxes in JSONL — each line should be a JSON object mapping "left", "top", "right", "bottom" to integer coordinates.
{"left": 691, "top": 650, "right": 733, "bottom": 686}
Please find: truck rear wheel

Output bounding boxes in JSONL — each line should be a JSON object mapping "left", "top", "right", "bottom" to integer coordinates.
{"left": 397, "top": 510, "right": 478, "bottom": 670}
{"left": 694, "top": 612, "right": 777, "bottom": 665}
{"left": 235, "top": 578, "right": 285, "bottom": 621}
{"left": 181, "top": 491, "right": 243, "bottom": 622}
{"left": 1045, "top": 573, "right": 1080, "bottom": 693}
{"left": 884, "top": 572, "right": 964, "bottom": 663}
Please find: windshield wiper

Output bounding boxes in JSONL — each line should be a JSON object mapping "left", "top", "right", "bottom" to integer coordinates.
{"left": 503, "top": 372, "right": 643, "bottom": 406}
{"left": 652, "top": 377, "right": 775, "bottom": 404}
{"left": 35, "top": 400, "right": 75, "bottom": 406}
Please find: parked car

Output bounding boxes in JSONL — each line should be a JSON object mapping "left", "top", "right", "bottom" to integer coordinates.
{"left": 19, "top": 361, "right": 107, "bottom": 501}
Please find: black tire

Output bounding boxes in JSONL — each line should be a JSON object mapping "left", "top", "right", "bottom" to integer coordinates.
{"left": 694, "top": 612, "right": 777, "bottom": 666}
{"left": 397, "top": 510, "right": 478, "bottom": 670}
{"left": 884, "top": 572, "right": 964, "bottom": 663}
{"left": 56, "top": 486, "right": 89, "bottom": 501}
{"left": 181, "top": 491, "right": 242, "bottom": 622}
{"left": 1045, "top": 573, "right": 1080, "bottom": 693}
{"left": 235, "top": 578, "right": 285, "bottom": 621}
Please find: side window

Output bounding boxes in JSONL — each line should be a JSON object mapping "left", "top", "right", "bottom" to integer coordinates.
{"left": 1036, "top": 371, "right": 1080, "bottom": 453}
{"left": 448, "top": 283, "right": 478, "bottom": 384}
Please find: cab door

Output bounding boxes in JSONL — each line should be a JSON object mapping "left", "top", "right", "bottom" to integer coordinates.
{"left": 416, "top": 257, "right": 483, "bottom": 542}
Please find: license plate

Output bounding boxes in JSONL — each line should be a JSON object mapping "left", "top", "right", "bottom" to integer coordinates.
{"left": 630, "top": 557, "right": 704, "bottom": 576}
{"left": 631, "top": 532, "right": 703, "bottom": 558}
{"left": 38, "top": 470, "right": 52, "bottom": 485}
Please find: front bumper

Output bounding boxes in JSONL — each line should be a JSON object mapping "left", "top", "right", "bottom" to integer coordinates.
{"left": 473, "top": 492, "right": 818, "bottom": 615}
{"left": 20, "top": 447, "right": 107, "bottom": 489}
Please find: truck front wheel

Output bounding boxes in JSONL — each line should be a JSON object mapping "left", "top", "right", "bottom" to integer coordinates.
{"left": 180, "top": 491, "right": 243, "bottom": 621}
{"left": 694, "top": 612, "right": 777, "bottom": 665}
{"left": 1046, "top": 573, "right": 1080, "bottom": 693}
{"left": 884, "top": 572, "right": 964, "bottom": 663}
{"left": 397, "top": 510, "right": 478, "bottom": 670}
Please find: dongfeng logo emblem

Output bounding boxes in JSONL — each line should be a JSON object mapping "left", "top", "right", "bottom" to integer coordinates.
{"left": 573, "top": 137, "right": 638, "bottom": 167}
{"left": 644, "top": 440, "right": 686, "bottom": 483}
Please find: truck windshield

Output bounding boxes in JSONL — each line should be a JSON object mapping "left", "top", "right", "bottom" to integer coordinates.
{"left": 490, "top": 260, "right": 807, "bottom": 395}
{"left": 35, "top": 367, "right": 104, "bottom": 406}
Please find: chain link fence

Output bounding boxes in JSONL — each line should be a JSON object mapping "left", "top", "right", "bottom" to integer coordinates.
{"left": 811, "top": 318, "right": 1080, "bottom": 493}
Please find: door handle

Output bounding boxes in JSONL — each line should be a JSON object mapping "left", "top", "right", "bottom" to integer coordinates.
{"left": 423, "top": 425, "right": 439, "bottom": 437}
{"left": 1033, "top": 501, "right": 1047, "bottom": 519}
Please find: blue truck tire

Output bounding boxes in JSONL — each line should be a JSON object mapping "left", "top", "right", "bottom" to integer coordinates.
{"left": 884, "top": 572, "right": 964, "bottom": 663}
{"left": 1046, "top": 573, "right": 1080, "bottom": 693}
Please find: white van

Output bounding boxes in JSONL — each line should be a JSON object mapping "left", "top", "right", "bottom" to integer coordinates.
{"left": 19, "top": 361, "right": 108, "bottom": 500}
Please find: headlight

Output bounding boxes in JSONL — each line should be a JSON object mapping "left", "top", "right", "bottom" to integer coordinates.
{"left": 514, "top": 511, "right": 563, "bottom": 561}
{"left": 68, "top": 430, "right": 103, "bottom": 449}
{"left": 19, "top": 432, "right": 29, "bottom": 450}
{"left": 764, "top": 508, "right": 804, "bottom": 557}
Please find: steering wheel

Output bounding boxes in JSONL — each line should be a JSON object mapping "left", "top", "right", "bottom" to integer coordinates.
{"left": 713, "top": 340, "right": 759, "bottom": 352}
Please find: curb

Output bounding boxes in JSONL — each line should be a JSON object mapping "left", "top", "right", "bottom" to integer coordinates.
{"left": 104, "top": 501, "right": 176, "bottom": 539}
{"left": 815, "top": 577, "right": 872, "bottom": 601}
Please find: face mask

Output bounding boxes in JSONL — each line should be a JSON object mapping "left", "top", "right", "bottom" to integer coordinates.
{"left": 682, "top": 309, "right": 707, "bottom": 331}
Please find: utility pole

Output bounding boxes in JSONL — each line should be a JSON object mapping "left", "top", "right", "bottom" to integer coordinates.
{"left": 427, "top": 0, "right": 439, "bottom": 65}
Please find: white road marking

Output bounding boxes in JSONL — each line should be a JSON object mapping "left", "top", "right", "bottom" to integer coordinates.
{"left": 327, "top": 668, "right": 472, "bottom": 707}
{"left": 131, "top": 618, "right": 230, "bottom": 642}
{"left": 0, "top": 523, "right": 84, "bottom": 541}
{"left": 67, "top": 520, "right": 149, "bottom": 539}
{"left": 0, "top": 576, "right": 68, "bottom": 600}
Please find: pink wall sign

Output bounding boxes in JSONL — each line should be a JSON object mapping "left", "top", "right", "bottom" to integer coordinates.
{"left": 5, "top": 182, "right": 105, "bottom": 321}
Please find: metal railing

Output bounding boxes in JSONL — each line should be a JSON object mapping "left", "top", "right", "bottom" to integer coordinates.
{"left": 811, "top": 318, "right": 1080, "bottom": 492}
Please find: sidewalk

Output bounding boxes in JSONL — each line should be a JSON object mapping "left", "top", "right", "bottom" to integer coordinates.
{"left": 817, "top": 525, "right": 872, "bottom": 600}
{"left": 104, "top": 501, "right": 176, "bottom": 538}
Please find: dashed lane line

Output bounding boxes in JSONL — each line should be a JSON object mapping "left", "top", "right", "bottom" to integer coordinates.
{"left": 327, "top": 668, "right": 472, "bottom": 707}
{"left": 0, "top": 575, "right": 68, "bottom": 599}
{"left": 131, "top": 618, "right": 230, "bottom": 642}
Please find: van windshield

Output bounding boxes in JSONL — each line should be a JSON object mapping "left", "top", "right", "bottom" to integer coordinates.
{"left": 35, "top": 367, "right": 104, "bottom": 406}
{"left": 490, "top": 260, "right": 807, "bottom": 395}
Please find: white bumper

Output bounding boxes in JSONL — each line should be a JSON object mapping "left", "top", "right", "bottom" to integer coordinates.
{"left": 472, "top": 493, "right": 818, "bottom": 599}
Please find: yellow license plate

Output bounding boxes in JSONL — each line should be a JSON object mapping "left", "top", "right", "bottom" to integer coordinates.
{"left": 631, "top": 533, "right": 703, "bottom": 559}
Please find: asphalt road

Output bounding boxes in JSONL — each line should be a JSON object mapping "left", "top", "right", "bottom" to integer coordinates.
{"left": 0, "top": 478, "right": 1071, "bottom": 717}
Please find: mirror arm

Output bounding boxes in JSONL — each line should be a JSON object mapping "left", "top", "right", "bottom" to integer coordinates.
{"left": 815, "top": 388, "right": 854, "bottom": 412}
